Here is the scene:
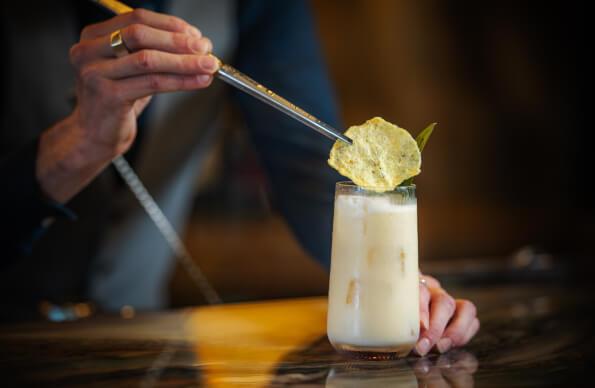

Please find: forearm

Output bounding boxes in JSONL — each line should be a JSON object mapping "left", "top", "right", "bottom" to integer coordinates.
{"left": 1, "top": 7, "right": 216, "bottom": 263}
{"left": 34, "top": 9, "right": 217, "bottom": 203}
{"left": 36, "top": 109, "right": 115, "bottom": 203}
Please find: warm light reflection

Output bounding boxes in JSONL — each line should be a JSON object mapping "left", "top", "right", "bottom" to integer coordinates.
{"left": 185, "top": 297, "right": 327, "bottom": 387}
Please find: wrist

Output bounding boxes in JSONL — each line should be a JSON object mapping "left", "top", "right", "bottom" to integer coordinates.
{"left": 36, "top": 111, "right": 116, "bottom": 203}
{"left": 67, "top": 108, "right": 121, "bottom": 168}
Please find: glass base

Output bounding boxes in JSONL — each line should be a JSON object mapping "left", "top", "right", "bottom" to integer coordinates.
{"left": 332, "top": 342, "right": 414, "bottom": 360}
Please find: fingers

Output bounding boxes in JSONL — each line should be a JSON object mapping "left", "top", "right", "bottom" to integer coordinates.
{"left": 461, "top": 317, "right": 480, "bottom": 345}
{"left": 421, "top": 274, "right": 441, "bottom": 289}
{"left": 415, "top": 288, "right": 456, "bottom": 356}
{"left": 438, "top": 300, "right": 478, "bottom": 353}
{"left": 80, "top": 8, "right": 199, "bottom": 41}
{"left": 419, "top": 283, "right": 430, "bottom": 331}
{"left": 71, "top": 26, "right": 212, "bottom": 67}
{"left": 119, "top": 24, "right": 211, "bottom": 54}
{"left": 71, "top": 8, "right": 216, "bottom": 105}
{"left": 414, "top": 274, "right": 480, "bottom": 357}
{"left": 80, "top": 50, "right": 219, "bottom": 83}
{"left": 419, "top": 273, "right": 440, "bottom": 331}
{"left": 111, "top": 73, "right": 213, "bottom": 102}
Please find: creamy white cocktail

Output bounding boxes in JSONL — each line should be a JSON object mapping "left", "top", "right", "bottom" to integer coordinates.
{"left": 327, "top": 182, "right": 419, "bottom": 358}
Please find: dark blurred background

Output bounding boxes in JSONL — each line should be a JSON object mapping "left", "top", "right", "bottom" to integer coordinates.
{"left": 170, "top": 1, "right": 592, "bottom": 306}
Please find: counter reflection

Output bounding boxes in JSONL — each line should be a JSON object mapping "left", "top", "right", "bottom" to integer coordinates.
{"left": 325, "top": 351, "right": 477, "bottom": 388}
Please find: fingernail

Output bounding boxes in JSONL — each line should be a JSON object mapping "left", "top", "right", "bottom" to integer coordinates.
{"left": 199, "top": 55, "right": 219, "bottom": 72}
{"left": 191, "top": 38, "right": 206, "bottom": 53}
{"left": 197, "top": 74, "right": 211, "bottom": 83}
{"left": 437, "top": 338, "right": 452, "bottom": 354}
{"left": 188, "top": 26, "right": 201, "bottom": 37}
{"left": 415, "top": 337, "right": 431, "bottom": 356}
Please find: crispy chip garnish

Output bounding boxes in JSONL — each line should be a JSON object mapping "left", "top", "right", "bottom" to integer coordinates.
{"left": 328, "top": 117, "right": 421, "bottom": 191}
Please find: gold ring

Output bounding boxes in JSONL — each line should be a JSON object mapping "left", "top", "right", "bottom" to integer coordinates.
{"left": 110, "top": 30, "right": 130, "bottom": 58}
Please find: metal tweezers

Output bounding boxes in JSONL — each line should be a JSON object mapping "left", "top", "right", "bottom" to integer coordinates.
{"left": 92, "top": 0, "right": 352, "bottom": 145}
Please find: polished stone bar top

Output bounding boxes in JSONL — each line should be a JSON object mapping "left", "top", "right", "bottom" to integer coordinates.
{"left": 1, "top": 283, "right": 592, "bottom": 387}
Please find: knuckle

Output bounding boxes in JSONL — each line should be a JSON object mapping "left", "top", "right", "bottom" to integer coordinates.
{"left": 135, "top": 50, "right": 155, "bottom": 71}
{"left": 173, "top": 33, "right": 191, "bottom": 51}
{"left": 447, "top": 331, "right": 464, "bottom": 345}
{"left": 184, "top": 75, "right": 202, "bottom": 89}
{"left": 168, "top": 16, "right": 187, "bottom": 32}
{"left": 425, "top": 328, "right": 441, "bottom": 342}
{"left": 181, "top": 76, "right": 194, "bottom": 89}
{"left": 420, "top": 287, "right": 430, "bottom": 304}
{"left": 460, "top": 299, "right": 477, "bottom": 317}
{"left": 130, "top": 8, "right": 149, "bottom": 24}
{"left": 80, "top": 24, "right": 96, "bottom": 40}
{"left": 182, "top": 56, "right": 200, "bottom": 73}
{"left": 147, "top": 74, "right": 163, "bottom": 90}
{"left": 438, "top": 293, "right": 456, "bottom": 313}
{"left": 124, "top": 24, "right": 146, "bottom": 48}
{"left": 424, "top": 275, "right": 440, "bottom": 289}
{"left": 69, "top": 43, "right": 84, "bottom": 67}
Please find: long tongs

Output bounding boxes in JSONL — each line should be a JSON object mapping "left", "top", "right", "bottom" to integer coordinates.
{"left": 91, "top": 0, "right": 352, "bottom": 145}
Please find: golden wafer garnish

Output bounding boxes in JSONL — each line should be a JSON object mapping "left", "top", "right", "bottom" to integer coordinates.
{"left": 328, "top": 117, "right": 421, "bottom": 192}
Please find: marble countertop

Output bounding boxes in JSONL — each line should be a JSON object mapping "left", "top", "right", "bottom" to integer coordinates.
{"left": 1, "top": 282, "right": 592, "bottom": 387}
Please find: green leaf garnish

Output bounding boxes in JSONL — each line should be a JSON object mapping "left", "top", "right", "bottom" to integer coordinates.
{"left": 400, "top": 122, "right": 436, "bottom": 186}
{"left": 415, "top": 122, "right": 436, "bottom": 153}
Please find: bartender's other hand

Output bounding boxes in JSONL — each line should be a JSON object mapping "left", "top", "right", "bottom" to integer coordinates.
{"left": 414, "top": 274, "right": 479, "bottom": 356}
{"left": 37, "top": 9, "right": 218, "bottom": 203}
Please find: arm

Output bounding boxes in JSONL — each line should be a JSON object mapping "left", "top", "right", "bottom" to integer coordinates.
{"left": 38, "top": 8, "right": 218, "bottom": 203}
{"left": 233, "top": 0, "right": 342, "bottom": 269}
{"left": 1, "top": 8, "right": 217, "bottom": 262}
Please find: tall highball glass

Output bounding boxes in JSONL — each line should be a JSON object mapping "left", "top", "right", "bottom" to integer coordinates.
{"left": 327, "top": 182, "right": 419, "bottom": 359}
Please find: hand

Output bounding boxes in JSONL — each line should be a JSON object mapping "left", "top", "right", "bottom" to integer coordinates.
{"left": 414, "top": 274, "right": 480, "bottom": 356}
{"left": 37, "top": 9, "right": 218, "bottom": 203}
{"left": 70, "top": 8, "right": 217, "bottom": 155}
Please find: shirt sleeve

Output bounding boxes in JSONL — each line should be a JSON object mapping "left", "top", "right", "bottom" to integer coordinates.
{"left": 0, "top": 136, "right": 76, "bottom": 266}
{"left": 233, "top": 0, "right": 343, "bottom": 270}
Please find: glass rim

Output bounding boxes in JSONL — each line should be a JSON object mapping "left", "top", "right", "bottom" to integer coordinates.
{"left": 336, "top": 180, "right": 416, "bottom": 193}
